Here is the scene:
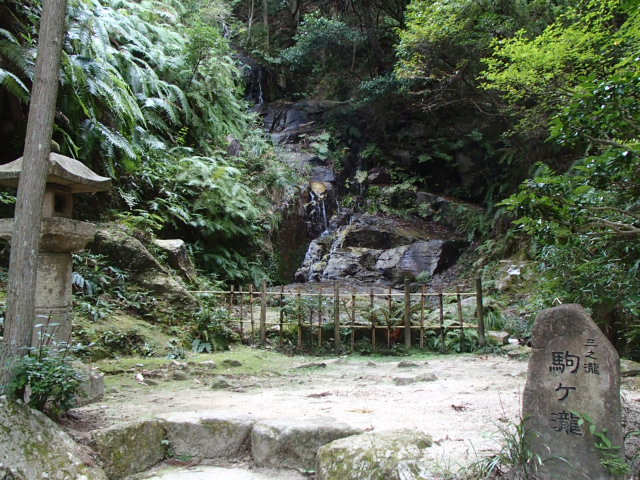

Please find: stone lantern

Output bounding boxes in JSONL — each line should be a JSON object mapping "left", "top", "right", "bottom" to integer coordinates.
{"left": 0, "top": 153, "right": 111, "bottom": 346}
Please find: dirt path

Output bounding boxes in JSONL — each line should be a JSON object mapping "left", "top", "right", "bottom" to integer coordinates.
{"left": 72, "top": 350, "right": 533, "bottom": 471}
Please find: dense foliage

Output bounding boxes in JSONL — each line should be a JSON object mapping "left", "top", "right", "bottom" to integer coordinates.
{"left": 0, "top": 0, "right": 296, "bottom": 283}
{"left": 491, "top": 0, "right": 640, "bottom": 350}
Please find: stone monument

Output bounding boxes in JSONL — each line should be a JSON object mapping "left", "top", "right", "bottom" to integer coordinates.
{"left": 0, "top": 153, "right": 111, "bottom": 346}
{"left": 523, "top": 304, "right": 622, "bottom": 479}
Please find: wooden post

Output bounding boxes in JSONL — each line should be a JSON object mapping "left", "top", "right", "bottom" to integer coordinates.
{"left": 318, "top": 284, "right": 323, "bottom": 347}
{"left": 370, "top": 287, "right": 376, "bottom": 352}
{"left": 420, "top": 285, "right": 425, "bottom": 349}
{"left": 260, "top": 279, "right": 267, "bottom": 346}
{"left": 387, "top": 286, "right": 392, "bottom": 349}
{"left": 249, "top": 284, "right": 255, "bottom": 343}
{"left": 239, "top": 285, "right": 244, "bottom": 341}
{"left": 476, "top": 277, "right": 485, "bottom": 347}
{"left": 279, "top": 285, "right": 285, "bottom": 346}
{"left": 228, "top": 285, "right": 235, "bottom": 316}
{"left": 456, "top": 285, "right": 464, "bottom": 353}
{"left": 439, "top": 292, "right": 445, "bottom": 353}
{"left": 351, "top": 287, "right": 356, "bottom": 351}
{"left": 297, "top": 286, "right": 302, "bottom": 348}
{"left": 334, "top": 282, "right": 340, "bottom": 355}
{"left": 404, "top": 279, "right": 411, "bottom": 351}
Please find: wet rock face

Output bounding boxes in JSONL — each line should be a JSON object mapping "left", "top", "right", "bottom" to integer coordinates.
{"left": 261, "top": 100, "right": 346, "bottom": 145}
{"left": 295, "top": 213, "right": 468, "bottom": 286}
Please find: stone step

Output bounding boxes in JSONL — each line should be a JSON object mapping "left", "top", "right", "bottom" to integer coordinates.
{"left": 133, "top": 465, "right": 308, "bottom": 480}
{"left": 92, "top": 412, "right": 362, "bottom": 479}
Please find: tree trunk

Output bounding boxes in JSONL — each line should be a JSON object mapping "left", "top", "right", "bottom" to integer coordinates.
{"left": 248, "top": 0, "right": 254, "bottom": 43}
{"left": 262, "top": 0, "right": 269, "bottom": 51}
{"left": 0, "top": 0, "right": 68, "bottom": 386}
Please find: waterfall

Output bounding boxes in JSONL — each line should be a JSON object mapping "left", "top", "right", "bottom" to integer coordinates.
{"left": 309, "top": 189, "right": 329, "bottom": 235}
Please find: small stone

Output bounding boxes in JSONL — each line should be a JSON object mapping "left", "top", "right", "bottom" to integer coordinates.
{"left": 171, "top": 360, "right": 188, "bottom": 370}
{"left": 397, "top": 360, "right": 419, "bottom": 368}
{"left": 199, "top": 361, "right": 217, "bottom": 370}
{"left": 296, "top": 362, "right": 327, "bottom": 369}
{"left": 487, "top": 331, "right": 510, "bottom": 345}
{"left": 393, "top": 376, "right": 416, "bottom": 386}
{"left": 416, "top": 373, "right": 437, "bottom": 382}
{"left": 210, "top": 376, "right": 235, "bottom": 389}
{"left": 366, "top": 361, "right": 376, "bottom": 367}
{"left": 506, "top": 346, "right": 531, "bottom": 358}
{"left": 172, "top": 371, "right": 189, "bottom": 381}
{"left": 145, "top": 380, "right": 159, "bottom": 386}
{"left": 621, "top": 359, "right": 640, "bottom": 377}
{"left": 221, "top": 359, "right": 242, "bottom": 367}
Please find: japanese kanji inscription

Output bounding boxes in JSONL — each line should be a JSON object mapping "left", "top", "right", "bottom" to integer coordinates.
{"left": 523, "top": 304, "right": 622, "bottom": 480}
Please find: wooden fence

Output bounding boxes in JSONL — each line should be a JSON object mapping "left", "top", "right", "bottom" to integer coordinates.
{"left": 191, "top": 278, "right": 485, "bottom": 354}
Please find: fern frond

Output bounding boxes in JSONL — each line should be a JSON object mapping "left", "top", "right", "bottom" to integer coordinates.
{"left": 0, "top": 68, "right": 29, "bottom": 102}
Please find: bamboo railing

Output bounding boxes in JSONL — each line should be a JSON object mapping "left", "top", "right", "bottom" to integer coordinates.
{"left": 190, "top": 278, "right": 485, "bottom": 353}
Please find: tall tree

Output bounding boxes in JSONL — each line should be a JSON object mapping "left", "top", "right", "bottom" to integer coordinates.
{"left": 0, "top": 0, "right": 68, "bottom": 386}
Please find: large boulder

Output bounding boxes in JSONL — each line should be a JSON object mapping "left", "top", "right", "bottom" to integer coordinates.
{"left": 316, "top": 429, "right": 433, "bottom": 480}
{"left": 91, "top": 419, "right": 166, "bottom": 479}
{"left": 376, "top": 240, "right": 468, "bottom": 283}
{"left": 90, "top": 227, "right": 163, "bottom": 273}
{"left": 160, "top": 411, "right": 255, "bottom": 459}
{"left": 153, "top": 239, "right": 198, "bottom": 284}
{"left": 251, "top": 418, "right": 361, "bottom": 470}
{"left": 322, "top": 248, "right": 381, "bottom": 282}
{"left": 0, "top": 398, "right": 107, "bottom": 479}
{"left": 296, "top": 213, "right": 468, "bottom": 285}
{"left": 89, "top": 226, "right": 197, "bottom": 308}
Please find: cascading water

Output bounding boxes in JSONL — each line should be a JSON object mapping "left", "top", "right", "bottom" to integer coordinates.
{"left": 308, "top": 188, "right": 329, "bottom": 235}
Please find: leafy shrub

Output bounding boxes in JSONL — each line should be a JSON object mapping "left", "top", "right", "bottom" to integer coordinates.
{"left": 5, "top": 346, "right": 83, "bottom": 418}
{"left": 280, "top": 13, "right": 365, "bottom": 71}
{"left": 188, "top": 304, "right": 239, "bottom": 353}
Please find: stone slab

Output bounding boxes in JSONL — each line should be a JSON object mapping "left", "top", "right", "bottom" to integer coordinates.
{"left": 523, "top": 304, "right": 622, "bottom": 480}
{"left": 316, "top": 429, "right": 433, "bottom": 480}
{"left": 251, "top": 418, "right": 361, "bottom": 470}
{"left": 91, "top": 420, "right": 166, "bottom": 479}
{"left": 159, "top": 411, "right": 255, "bottom": 459}
{"left": 138, "top": 465, "right": 308, "bottom": 480}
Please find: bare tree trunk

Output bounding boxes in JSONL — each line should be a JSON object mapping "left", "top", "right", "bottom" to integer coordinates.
{"left": 0, "top": 0, "right": 68, "bottom": 386}
{"left": 262, "top": 0, "right": 269, "bottom": 51}
{"left": 248, "top": 0, "right": 255, "bottom": 43}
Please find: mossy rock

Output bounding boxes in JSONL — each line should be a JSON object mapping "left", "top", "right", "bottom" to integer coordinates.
{"left": 252, "top": 418, "right": 362, "bottom": 470}
{"left": 160, "top": 411, "right": 255, "bottom": 459}
{"left": 0, "top": 398, "right": 107, "bottom": 479}
{"left": 316, "top": 429, "right": 432, "bottom": 480}
{"left": 91, "top": 419, "right": 166, "bottom": 479}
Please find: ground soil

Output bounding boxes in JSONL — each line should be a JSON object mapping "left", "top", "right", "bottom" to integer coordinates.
{"left": 64, "top": 348, "right": 640, "bottom": 478}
